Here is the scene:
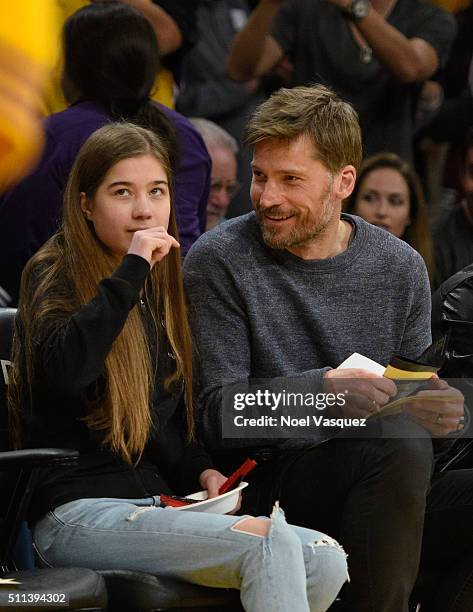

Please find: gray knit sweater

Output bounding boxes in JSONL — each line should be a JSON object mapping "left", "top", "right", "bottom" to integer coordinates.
{"left": 184, "top": 212, "right": 431, "bottom": 449}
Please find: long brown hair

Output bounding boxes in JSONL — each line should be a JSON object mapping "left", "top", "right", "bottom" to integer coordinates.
{"left": 9, "top": 123, "right": 194, "bottom": 463}
{"left": 344, "top": 152, "right": 435, "bottom": 280}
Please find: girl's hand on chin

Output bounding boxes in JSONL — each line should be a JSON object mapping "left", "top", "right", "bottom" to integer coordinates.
{"left": 128, "top": 226, "right": 180, "bottom": 267}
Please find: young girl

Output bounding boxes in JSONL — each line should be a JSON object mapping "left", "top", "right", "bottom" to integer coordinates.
{"left": 8, "top": 123, "right": 347, "bottom": 612}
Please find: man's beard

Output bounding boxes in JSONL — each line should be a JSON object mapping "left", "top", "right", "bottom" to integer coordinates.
{"left": 255, "top": 189, "right": 336, "bottom": 250}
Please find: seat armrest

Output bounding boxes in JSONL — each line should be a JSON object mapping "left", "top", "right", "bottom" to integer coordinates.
{"left": 0, "top": 448, "right": 79, "bottom": 468}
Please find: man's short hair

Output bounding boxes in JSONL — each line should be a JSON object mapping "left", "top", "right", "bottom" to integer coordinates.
{"left": 244, "top": 84, "right": 362, "bottom": 174}
{"left": 190, "top": 118, "right": 239, "bottom": 154}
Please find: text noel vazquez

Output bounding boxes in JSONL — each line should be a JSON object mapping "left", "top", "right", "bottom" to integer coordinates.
{"left": 234, "top": 415, "right": 368, "bottom": 428}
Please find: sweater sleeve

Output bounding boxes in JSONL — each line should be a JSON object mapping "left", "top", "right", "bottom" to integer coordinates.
{"left": 32, "top": 254, "right": 150, "bottom": 397}
{"left": 398, "top": 252, "right": 432, "bottom": 360}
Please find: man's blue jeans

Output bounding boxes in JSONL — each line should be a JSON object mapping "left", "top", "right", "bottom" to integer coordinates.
{"left": 33, "top": 497, "right": 348, "bottom": 612}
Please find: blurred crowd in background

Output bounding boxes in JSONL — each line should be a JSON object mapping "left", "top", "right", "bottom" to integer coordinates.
{"left": 0, "top": 0, "right": 472, "bottom": 302}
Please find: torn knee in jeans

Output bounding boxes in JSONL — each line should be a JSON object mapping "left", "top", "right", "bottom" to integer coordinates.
{"left": 231, "top": 501, "right": 295, "bottom": 539}
{"left": 270, "top": 503, "right": 349, "bottom": 576}
{"left": 309, "top": 534, "right": 346, "bottom": 555}
{"left": 126, "top": 506, "right": 156, "bottom": 522}
{"left": 231, "top": 503, "right": 294, "bottom": 566}
{"left": 308, "top": 535, "right": 350, "bottom": 582}
{"left": 231, "top": 517, "right": 270, "bottom": 537}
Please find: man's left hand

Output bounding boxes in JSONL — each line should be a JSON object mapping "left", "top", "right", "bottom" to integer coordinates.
{"left": 405, "top": 377, "right": 465, "bottom": 437}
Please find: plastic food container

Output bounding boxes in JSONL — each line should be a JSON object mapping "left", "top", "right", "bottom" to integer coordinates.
{"left": 172, "top": 481, "right": 248, "bottom": 514}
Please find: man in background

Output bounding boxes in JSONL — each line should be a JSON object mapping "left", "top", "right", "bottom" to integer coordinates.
{"left": 191, "top": 118, "right": 240, "bottom": 231}
{"left": 227, "top": 0, "right": 456, "bottom": 162}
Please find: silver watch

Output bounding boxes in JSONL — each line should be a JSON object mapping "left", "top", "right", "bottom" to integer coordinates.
{"left": 345, "top": 0, "right": 370, "bottom": 21}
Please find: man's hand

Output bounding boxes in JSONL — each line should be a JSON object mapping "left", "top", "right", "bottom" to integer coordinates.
{"left": 268, "top": 57, "right": 294, "bottom": 84}
{"left": 324, "top": 368, "right": 397, "bottom": 418}
{"left": 128, "top": 227, "right": 179, "bottom": 268}
{"left": 405, "top": 378, "right": 465, "bottom": 437}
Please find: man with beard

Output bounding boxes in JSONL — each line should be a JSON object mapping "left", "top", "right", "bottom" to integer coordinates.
{"left": 184, "top": 85, "right": 470, "bottom": 612}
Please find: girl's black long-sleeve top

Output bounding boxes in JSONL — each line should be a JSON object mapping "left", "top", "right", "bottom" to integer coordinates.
{"left": 20, "top": 254, "right": 213, "bottom": 526}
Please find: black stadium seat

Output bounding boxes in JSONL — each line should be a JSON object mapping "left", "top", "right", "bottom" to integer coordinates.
{"left": 0, "top": 308, "right": 108, "bottom": 611}
{"left": 0, "top": 307, "right": 243, "bottom": 611}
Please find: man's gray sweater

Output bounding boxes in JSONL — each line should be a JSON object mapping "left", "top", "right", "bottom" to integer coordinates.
{"left": 184, "top": 212, "right": 432, "bottom": 449}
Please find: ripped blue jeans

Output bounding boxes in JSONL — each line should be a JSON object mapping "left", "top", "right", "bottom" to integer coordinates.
{"left": 33, "top": 497, "right": 348, "bottom": 612}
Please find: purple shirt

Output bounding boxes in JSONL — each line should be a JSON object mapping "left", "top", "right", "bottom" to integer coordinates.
{"left": 0, "top": 101, "right": 210, "bottom": 304}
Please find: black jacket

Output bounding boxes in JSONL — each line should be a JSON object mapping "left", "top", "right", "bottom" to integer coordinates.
{"left": 20, "top": 255, "right": 212, "bottom": 526}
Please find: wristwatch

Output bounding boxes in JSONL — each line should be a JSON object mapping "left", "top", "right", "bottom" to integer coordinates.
{"left": 344, "top": 0, "right": 371, "bottom": 21}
